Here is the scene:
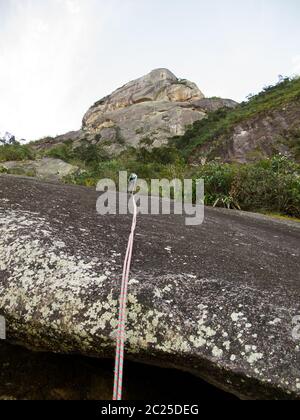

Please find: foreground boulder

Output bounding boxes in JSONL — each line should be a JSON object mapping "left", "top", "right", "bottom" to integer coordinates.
{"left": 0, "top": 175, "right": 300, "bottom": 400}
{"left": 0, "top": 158, "right": 78, "bottom": 181}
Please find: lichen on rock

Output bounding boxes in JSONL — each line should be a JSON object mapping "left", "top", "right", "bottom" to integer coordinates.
{"left": 0, "top": 176, "right": 300, "bottom": 400}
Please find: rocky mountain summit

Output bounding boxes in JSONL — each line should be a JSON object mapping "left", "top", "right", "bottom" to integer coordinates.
{"left": 36, "top": 69, "right": 237, "bottom": 155}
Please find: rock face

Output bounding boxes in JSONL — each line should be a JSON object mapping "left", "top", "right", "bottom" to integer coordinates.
{"left": 81, "top": 68, "right": 238, "bottom": 152}
{"left": 38, "top": 69, "right": 237, "bottom": 155}
{"left": 82, "top": 69, "right": 206, "bottom": 149}
{"left": 85, "top": 69, "right": 204, "bottom": 114}
{"left": 193, "top": 100, "right": 300, "bottom": 163}
{"left": 0, "top": 176, "right": 300, "bottom": 399}
{"left": 0, "top": 158, "right": 78, "bottom": 181}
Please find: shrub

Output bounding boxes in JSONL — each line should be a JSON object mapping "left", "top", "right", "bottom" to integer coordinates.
{"left": 191, "top": 162, "right": 239, "bottom": 208}
{"left": 45, "top": 142, "right": 110, "bottom": 167}
{"left": 231, "top": 156, "right": 300, "bottom": 217}
{"left": 188, "top": 156, "right": 300, "bottom": 217}
{"left": 136, "top": 146, "right": 184, "bottom": 165}
{"left": 172, "top": 76, "right": 300, "bottom": 159}
{"left": 0, "top": 144, "right": 35, "bottom": 162}
{"left": 64, "top": 149, "right": 300, "bottom": 219}
{"left": 46, "top": 144, "right": 73, "bottom": 161}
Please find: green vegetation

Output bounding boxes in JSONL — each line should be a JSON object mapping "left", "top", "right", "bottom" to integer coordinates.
{"left": 64, "top": 149, "right": 300, "bottom": 218}
{"left": 64, "top": 147, "right": 186, "bottom": 189}
{"left": 45, "top": 141, "right": 110, "bottom": 166}
{"left": 1, "top": 77, "right": 299, "bottom": 219}
{"left": 5, "top": 167, "right": 37, "bottom": 177}
{"left": 45, "top": 143, "right": 72, "bottom": 161}
{"left": 0, "top": 143, "right": 35, "bottom": 162}
{"left": 284, "top": 129, "right": 300, "bottom": 161}
{"left": 173, "top": 76, "right": 300, "bottom": 158}
{"left": 191, "top": 156, "right": 300, "bottom": 217}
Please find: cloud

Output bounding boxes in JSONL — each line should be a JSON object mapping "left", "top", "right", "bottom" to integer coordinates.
{"left": 66, "top": 0, "right": 81, "bottom": 15}
{"left": 34, "top": 18, "right": 49, "bottom": 34}
{"left": 54, "top": 0, "right": 81, "bottom": 15}
{"left": 1, "top": 0, "right": 300, "bottom": 139}
{"left": 0, "top": 0, "right": 117, "bottom": 139}
{"left": 291, "top": 55, "right": 300, "bottom": 75}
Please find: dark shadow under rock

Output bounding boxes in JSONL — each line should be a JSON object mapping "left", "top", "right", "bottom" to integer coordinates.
{"left": 0, "top": 342, "right": 237, "bottom": 401}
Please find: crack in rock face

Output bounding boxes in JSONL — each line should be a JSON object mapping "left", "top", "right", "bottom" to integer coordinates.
{"left": 0, "top": 176, "right": 300, "bottom": 400}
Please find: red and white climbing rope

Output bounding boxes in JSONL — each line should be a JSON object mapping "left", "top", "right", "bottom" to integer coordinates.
{"left": 113, "top": 175, "right": 138, "bottom": 401}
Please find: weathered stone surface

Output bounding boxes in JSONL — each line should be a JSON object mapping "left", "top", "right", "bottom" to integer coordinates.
{"left": 80, "top": 69, "right": 208, "bottom": 150}
{"left": 0, "top": 176, "right": 300, "bottom": 399}
{"left": 0, "top": 158, "right": 78, "bottom": 181}
{"left": 32, "top": 131, "right": 86, "bottom": 152}
{"left": 84, "top": 100, "right": 208, "bottom": 150}
{"left": 192, "top": 98, "right": 238, "bottom": 113}
{"left": 193, "top": 99, "right": 300, "bottom": 163}
{"left": 84, "top": 69, "right": 204, "bottom": 117}
{"left": 31, "top": 69, "right": 238, "bottom": 155}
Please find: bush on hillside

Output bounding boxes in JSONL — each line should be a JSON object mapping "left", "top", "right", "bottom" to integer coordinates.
{"left": 191, "top": 156, "right": 300, "bottom": 217}
{"left": 231, "top": 156, "right": 300, "bottom": 217}
{"left": 172, "top": 76, "right": 300, "bottom": 158}
{"left": 45, "top": 144, "right": 73, "bottom": 161}
{"left": 136, "top": 146, "right": 184, "bottom": 165}
{"left": 191, "top": 162, "right": 238, "bottom": 208}
{"left": 0, "top": 143, "right": 35, "bottom": 162}
{"left": 45, "top": 142, "right": 110, "bottom": 166}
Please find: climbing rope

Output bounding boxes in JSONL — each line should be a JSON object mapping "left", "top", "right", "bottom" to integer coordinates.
{"left": 113, "top": 174, "right": 138, "bottom": 401}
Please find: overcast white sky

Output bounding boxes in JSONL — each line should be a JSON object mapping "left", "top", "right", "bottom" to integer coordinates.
{"left": 0, "top": 0, "right": 300, "bottom": 140}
